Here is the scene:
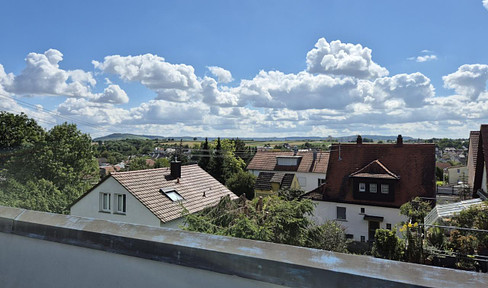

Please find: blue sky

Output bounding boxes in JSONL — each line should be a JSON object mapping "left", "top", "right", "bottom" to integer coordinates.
{"left": 1, "top": 0, "right": 488, "bottom": 138}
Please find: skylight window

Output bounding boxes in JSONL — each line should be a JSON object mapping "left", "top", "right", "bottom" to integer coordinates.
{"left": 160, "top": 188, "right": 184, "bottom": 202}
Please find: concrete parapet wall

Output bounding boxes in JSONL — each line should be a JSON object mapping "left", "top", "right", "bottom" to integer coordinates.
{"left": 0, "top": 205, "right": 487, "bottom": 288}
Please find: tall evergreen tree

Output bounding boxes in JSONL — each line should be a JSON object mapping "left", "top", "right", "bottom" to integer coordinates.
{"left": 198, "top": 137, "right": 210, "bottom": 171}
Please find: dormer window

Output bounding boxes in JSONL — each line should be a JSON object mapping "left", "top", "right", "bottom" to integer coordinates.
{"left": 359, "top": 183, "right": 366, "bottom": 192}
{"left": 369, "top": 184, "right": 377, "bottom": 193}
{"left": 276, "top": 156, "right": 302, "bottom": 166}
{"left": 160, "top": 187, "right": 184, "bottom": 202}
{"left": 381, "top": 184, "right": 389, "bottom": 194}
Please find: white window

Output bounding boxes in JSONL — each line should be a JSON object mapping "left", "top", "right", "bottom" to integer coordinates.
{"left": 337, "top": 206, "right": 346, "bottom": 220}
{"left": 166, "top": 191, "right": 184, "bottom": 202}
{"left": 359, "top": 182, "right": 366, "bottom": 192}
{"left": 100, "top": 193, "right": 111, "bottom": 212}
{"left": 369, "top": 183, "right": 377, "bottom": 193}
{"left": 115, "top": 194, "right": 126, "bottom": 214}
{"left": 381, "top": 184, "right": 389, "bottom": 194}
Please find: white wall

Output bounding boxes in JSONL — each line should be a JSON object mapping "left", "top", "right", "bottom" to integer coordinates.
{"left": 250, "top": 170, "right": 325, "bottom": 192}
{"left": 312, "top": 201, "right": 407, "bottom": 242}
{"left": 483, "top": 166, "right": 487, "bottom": 193}
{"left": 447, "top": 166, "right": 468, "bottom": 185}
{"left": 70, "top": 177, "right": 162, "bottom": 227}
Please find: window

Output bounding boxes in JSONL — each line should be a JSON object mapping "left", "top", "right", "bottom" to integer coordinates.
{"left": 359, "top": 182, "right": 366, "bottom": 192}
{"left": 160, "top": 188, "right": 184, "bottom": 202}
{"left": 386, "top": 223, "right": 392, "bottom": 230}
{"left": 100, "top": 193, "right": 111, "bottom": 212}
{"left": 336, "top": 206, "right": 346, "bottom": 220}
{"left": 318, "top": 178, "right": 326, "bottom": 186}
{"left": 115, "top": 194, "right": 126, "bottom": 214}
{"left": 360, "top": 207, "right": 365, "bottom": 214}
{"left": 369, "top": 183, "right": 377, "bottom": 193}
{"left": 346, "top": 234, "right": 354, "bottom": 239}
{"left": 166, "top": 191, "right": 184, "bottom": 202}
{"left": 381, "top": 184, "right": 389, "bottom": 194}
{"left": 360, "top": 236, "right": 365, "bottom": 242}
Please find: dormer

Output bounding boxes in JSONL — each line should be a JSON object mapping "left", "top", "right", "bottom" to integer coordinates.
{"left": 276, "top": 156, "right": 302, "bottom": 167}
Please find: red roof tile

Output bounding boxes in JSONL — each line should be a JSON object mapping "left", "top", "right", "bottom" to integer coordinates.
{"left": 108, "top": 164, "right": 237, "bottom": 223}
{"left": 308, "top": 142, "right": 435, "bottom": 208}
{"left": 247, "top": 151, "right": 329, "bottom": 174}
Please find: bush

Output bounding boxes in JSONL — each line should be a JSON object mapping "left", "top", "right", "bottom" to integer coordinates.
{"left": 372, "top": 229, "right": 404, "bottom": 260}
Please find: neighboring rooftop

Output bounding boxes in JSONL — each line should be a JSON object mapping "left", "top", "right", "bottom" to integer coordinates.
{"left": 75, "top": 164, "right": 237, "bottom": 223}
{"left": 255, "top": 172, "right": 295, "bottom": 191}
{"left": 424, "top": 198, "right": 486, "bottom": 225}
{"left": 247, "top": 150, "right": 329, "bottom": 173}
{"left": 308, "top": 137, "right": 436, "bottom": 208}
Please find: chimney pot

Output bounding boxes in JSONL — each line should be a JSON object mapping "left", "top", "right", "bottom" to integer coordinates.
{"left": 397, "top": 134, "right": 403, "bottom": 146}
{"left": 356, "top": 135, "right": 363, "bottom": 145}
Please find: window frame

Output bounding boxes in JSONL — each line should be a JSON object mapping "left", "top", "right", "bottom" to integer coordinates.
{"left": 99, "top": 192, "right": 111, "bottom": 213}
{"left": 114, "top": 193, "right": 127, "bottom": 214}
{"left": 369, "top": 183, "right": 377, "bottom": 193}
{"left": 386, "top": 223, "right": 392, "bottom": 230}
{"left": 336, "top": 206, "right": 346, "bottom": 220}
{"left": 359, "top": 182, "right": 366, "bottom": 192}
{"left": 381, "top": 184, "right": 389, "bottom": 194}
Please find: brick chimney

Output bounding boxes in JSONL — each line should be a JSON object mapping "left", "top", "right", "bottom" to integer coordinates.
{"left": 356, "top": 135, "right": 362, "bottom": 145}
{"left": 171, "top": 160, "right": 181, "bottom": 179}
{"left": 396, "top": 134, "right": 403, "bottom": 146}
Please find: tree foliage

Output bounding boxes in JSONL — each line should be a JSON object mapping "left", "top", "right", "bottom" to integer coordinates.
{"left": 372, "top": 229, "right": 404, "bottom": 260}
{"left": 225, "top": 170, "right": 255, "bottom": 200}
{"left": 400, "top": 197, "right": 432, "bottom": 224}
{"left": 0, "top": 112, "right": 99, "bottom": 213}
{"left": 184, "top": 194, "right": 348, "bottom": 251}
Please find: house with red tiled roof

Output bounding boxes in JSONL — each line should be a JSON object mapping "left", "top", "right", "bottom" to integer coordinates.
{"left": 70, "top": 162, "right": 237, "bottom": 228}
{"left": 304, "top": 135, "right": 436, "bottom": 242}
{"left": 247, "top": 150, "right": 329, "bottom": 192}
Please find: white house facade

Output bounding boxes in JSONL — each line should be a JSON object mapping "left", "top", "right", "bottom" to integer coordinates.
{"left": 312, "top": 201, "right": 407, "bottom": 242}
{"left": 71, "top": 177, "right": 163, "bottom": 227}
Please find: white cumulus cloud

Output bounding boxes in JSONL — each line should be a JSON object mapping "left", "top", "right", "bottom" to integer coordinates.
{"left": 443, "top": 64, "right": 488, "bottom": 100}
{"left": 306, "top": 37, "right": 388, "bottom": 79}
{"left": 484, "top": 0, "right": 488, "bottom": 11}
{"left": 93, "top": 54, "right": 201, "bottom": 102}
{"left": 207, "top": 66, "right": 233, "bottom": 83}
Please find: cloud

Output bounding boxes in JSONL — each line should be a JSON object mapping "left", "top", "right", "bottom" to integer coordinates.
{"left": 93, "top": 54, "right": 201, "bottom": 102}
{"left": 207, "top": 66, "right": 233, "bottom": 83}
{"left": 306, "top": 37, "right": 388, "bottom": 79}
{"left": 128, "top": 100, "right": 209, "bottom": 125}
{"left": 415, "top": 55, "right": 437, "bottom": 62}
{"left": 442, "top": 64, "right": 488, "bottom": 100}
{"left": 91, "top": 84, "right": 129, "bottom": 104}
{"left": 484, "top": 0, "right": 488, "bottom": 11}
{"left": 57, "top": 98, "right": 130, "bottom": 125}
{"left": 5, "top": 49, "right": 96, "bottom": 98}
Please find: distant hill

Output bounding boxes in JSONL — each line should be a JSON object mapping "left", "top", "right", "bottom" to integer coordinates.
{"left": 94, "top": 133, "right": 413, "bottom": 142}
{"left": 94, "top": 133, "right": 165, "bottom": 141}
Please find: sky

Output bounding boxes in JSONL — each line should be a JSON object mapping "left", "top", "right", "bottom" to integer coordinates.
{"left": 1, "top": 0, "right": 488, "bottom": 139}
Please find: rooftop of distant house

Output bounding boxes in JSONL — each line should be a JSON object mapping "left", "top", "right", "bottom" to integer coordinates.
{"left": 305, "top": 135, "right": 436, "bottom": 208}
{"left": 247, "top": 150, "right": 329, "bottom": 174}
{"left": 72, "top": 163, "right": 237, "bottom": 223}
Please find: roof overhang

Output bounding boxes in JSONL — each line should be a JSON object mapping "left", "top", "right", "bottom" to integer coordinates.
{"left": 363, "top": 215, "right": 384, "bottom": 222}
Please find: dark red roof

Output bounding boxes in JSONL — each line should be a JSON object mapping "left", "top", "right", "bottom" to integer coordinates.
{"left": 473, "top": 125, "right": 488, "bottom": 196}
{"left": 308, "top": 142, "right": 435, "bottom": 208}
{"left": 467, "top": 131, "right": 480, "bottom": 188}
